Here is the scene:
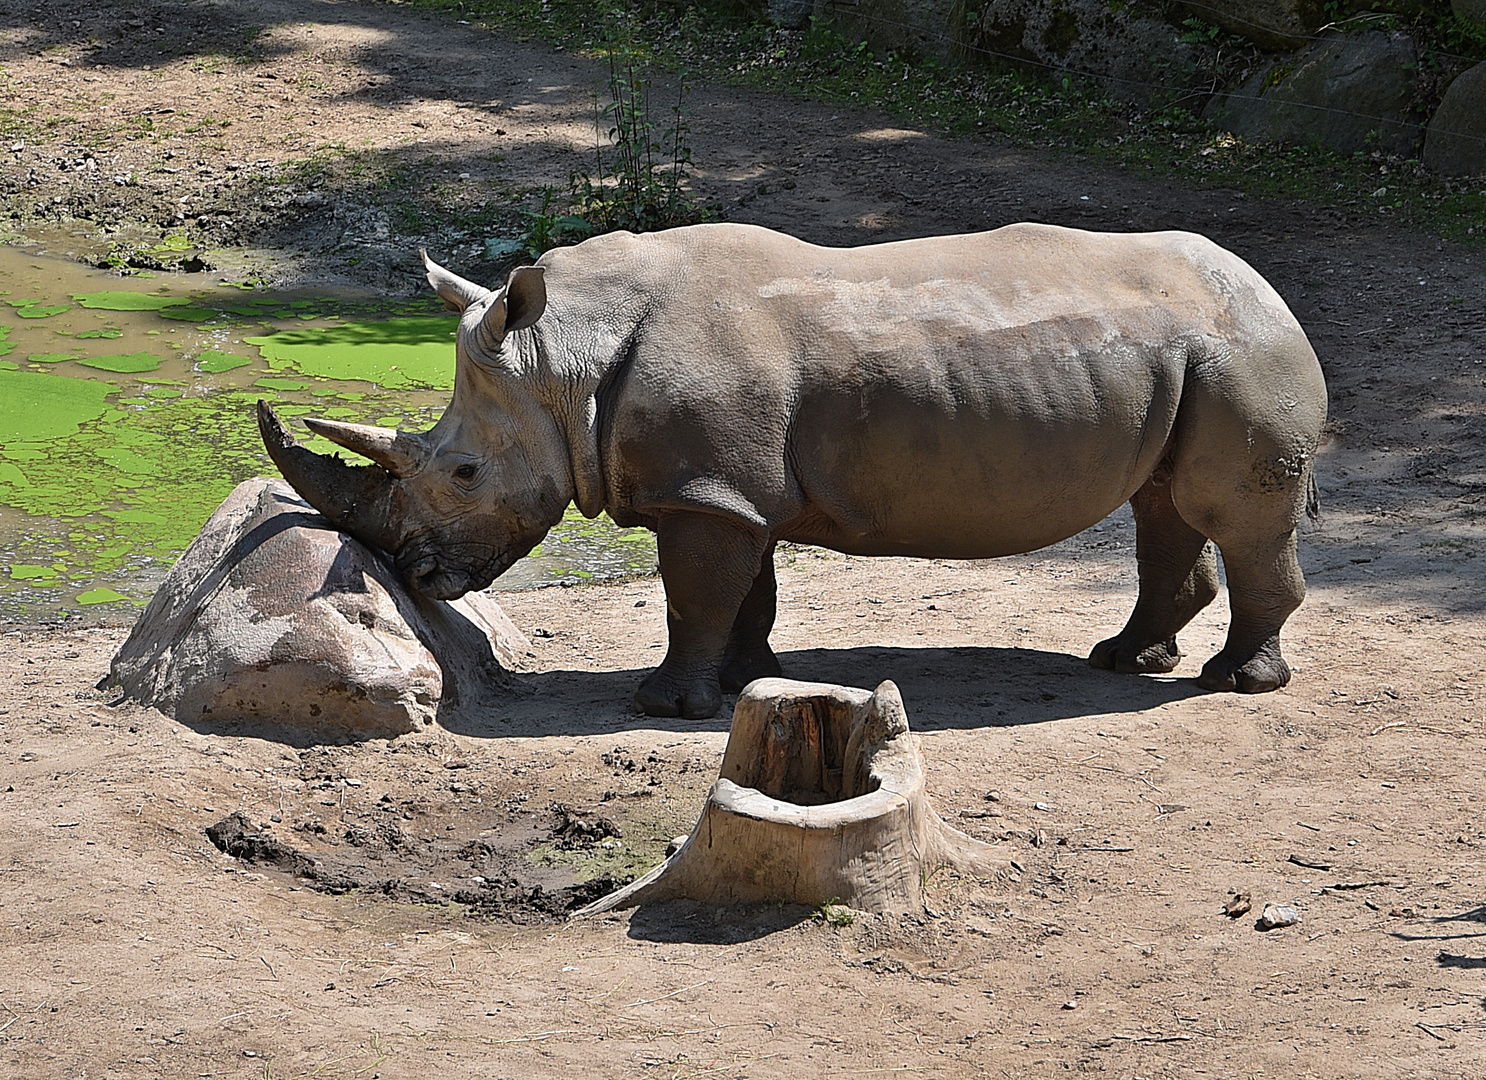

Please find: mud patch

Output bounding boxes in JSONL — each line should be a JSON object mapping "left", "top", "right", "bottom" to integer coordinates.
{"left": 206, "top": 808, "right": 630, "bottom": 923}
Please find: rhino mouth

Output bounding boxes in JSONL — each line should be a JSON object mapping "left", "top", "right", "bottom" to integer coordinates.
{"left": 396, "top": 542, "right": 534, "bottom": 601}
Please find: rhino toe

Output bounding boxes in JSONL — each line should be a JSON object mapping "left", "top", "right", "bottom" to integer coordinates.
{"left": 1089, "top": 634, "right": 1182, "bottom": 675}
{"left": 1198, "top": 643, "right": 1291, "bottom": 693}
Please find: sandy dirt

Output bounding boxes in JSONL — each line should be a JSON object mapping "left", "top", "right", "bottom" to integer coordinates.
{"left": 3, "top": 1, "right": 1486, "bottom": 1077}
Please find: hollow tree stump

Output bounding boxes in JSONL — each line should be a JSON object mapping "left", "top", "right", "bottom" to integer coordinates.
{"left": 577, "top": 678, "right": 999, "bottom": 915}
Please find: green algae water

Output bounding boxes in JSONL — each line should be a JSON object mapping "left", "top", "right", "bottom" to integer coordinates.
{"left": 0, "top": 246, "right": 656, "bottom": 624}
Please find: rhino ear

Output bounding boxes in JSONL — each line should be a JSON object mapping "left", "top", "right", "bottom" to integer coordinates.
{"left": 503, "top": 265, "right": 547, "bottom": 333}
{"left": 421, "top": 248, "right": 491, "bottom": 312}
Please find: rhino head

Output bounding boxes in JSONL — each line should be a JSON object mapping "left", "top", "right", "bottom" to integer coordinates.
{"left": 258, "top": 251, "right": 573, "bottom": 600}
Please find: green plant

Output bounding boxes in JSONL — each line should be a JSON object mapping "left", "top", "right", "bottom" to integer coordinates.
{"left": 1178, "top": 17, "right": 1220, "bottom": 44}
{"left": 815, "top": 897, "right": 856, "bottom": 927}
{"left": 484, "top": 187, "right": 595, "bottom": 260}
{"left": 568, "top": 45, "right": 710, "bottom": 234}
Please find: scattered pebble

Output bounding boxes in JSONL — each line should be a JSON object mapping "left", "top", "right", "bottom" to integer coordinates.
{"left": 1258, "top": 902, "right": 1300, "bottom": 930}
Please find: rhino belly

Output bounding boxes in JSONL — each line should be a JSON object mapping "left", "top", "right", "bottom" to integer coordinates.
{"left": 784, "top": 340, "right": 1182, "bottom": 558}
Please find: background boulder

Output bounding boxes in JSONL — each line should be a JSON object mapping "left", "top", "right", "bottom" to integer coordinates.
{"left": 1203, "top": 31, "right": 1423, "bottom": 157}
{"left": 109, "top": 477, "right": 529, "bottom": 740}
{"left": 952, "top": 0, "right": 1208, "bottom": 101}
{"left": 1423, "top": 61, "right": 1486, "bottom": 175}
{"left": 1178, "top": 0, "right": 1324, "bottom": 50}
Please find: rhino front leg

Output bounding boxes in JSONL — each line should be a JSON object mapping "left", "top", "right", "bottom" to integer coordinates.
{"left": 1089, "top": 476, "right": 1219, "bottom": 675}
{"left": 635, "top": 512, "right": 770, "bottom": 719}
{"left": 719, "top": 541, "right": 784, "bottom": 693}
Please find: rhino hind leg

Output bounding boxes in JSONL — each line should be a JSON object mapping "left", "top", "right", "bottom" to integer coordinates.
{"left": 635, "top": 512, "right": 771, "bottom": 719}
{"left": 1090, "top": 477, "right": 1219, "bottom": 675}
{"left": 1195, "top": 528, "right": 1305, "bottom": 693}
{"left": 719, "top": 541, "right": 783, "bottom": 693}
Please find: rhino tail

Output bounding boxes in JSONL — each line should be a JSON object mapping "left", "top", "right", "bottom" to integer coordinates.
{"left": 1305, "top": 473, "right": 1322, "bottom": 525}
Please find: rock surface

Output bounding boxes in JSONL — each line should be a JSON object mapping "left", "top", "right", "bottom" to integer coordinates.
{"left": 109, "top": 477, "right": 529, "bottom": 739}
{"left": 1423, "top": 61, "right": 1486, "bottom": 175}
{"left": 1204, "top": 31, "right": 1423, "bottom": 157}
{"left": 1180, "top": 0, "right": 1323, "bottom": 49}
{"left": 954, "top": 0, "right": 1206, "bottom": 100}
{"left": 1258, "top": 902, "right": 1301, "bottom": 929}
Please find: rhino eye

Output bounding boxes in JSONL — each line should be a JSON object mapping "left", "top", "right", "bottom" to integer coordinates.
{"left": 454, "top": 463, "right": 478, "bottom": 480}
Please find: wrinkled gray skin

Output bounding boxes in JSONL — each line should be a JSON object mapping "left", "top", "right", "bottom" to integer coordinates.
{"left": 260, "top": 222, "right": 1327, "bottom": 719}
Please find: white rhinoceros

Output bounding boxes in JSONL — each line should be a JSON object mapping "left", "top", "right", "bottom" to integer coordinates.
{"left": 259, "top": 222, "right": 1327, "bottom": 719}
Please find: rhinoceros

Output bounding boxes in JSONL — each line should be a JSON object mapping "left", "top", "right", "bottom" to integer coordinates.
{"left": 258, "top": 222, "right": 1327, "bottom": 719}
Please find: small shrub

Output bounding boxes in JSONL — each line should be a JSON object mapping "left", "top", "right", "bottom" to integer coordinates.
{"left": 569, "top": 45, "right": 711, "bottom": 234}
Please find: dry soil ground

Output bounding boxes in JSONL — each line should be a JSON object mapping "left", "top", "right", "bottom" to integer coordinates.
{"left": 3, "top": 1, "right": 1486, "bottom": 1078}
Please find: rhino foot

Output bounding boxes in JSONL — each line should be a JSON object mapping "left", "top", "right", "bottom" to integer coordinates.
{"left": 1088, "top": 634, "right": 1182, "bottom": 675}
{"left": 1197, "top": 641, "right": 1291, "bottom": 693}
{"left": 718, "top": 646, "right": 783, "bottom": 693}
{"left": 634, "top": 668, "right": 723, "bottom": 720}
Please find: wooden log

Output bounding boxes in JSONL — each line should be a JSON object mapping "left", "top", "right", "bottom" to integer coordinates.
{"left": 577, "top": 678, "right": 999, "bottom": 915}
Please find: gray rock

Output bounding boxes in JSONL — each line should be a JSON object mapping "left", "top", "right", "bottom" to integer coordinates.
{"left": 952, "top": 0, "right": 1208, "bottom": 101}
{"left": 1424, "top": 62, "right": 1486, "bottom": 176}
{"left": 768, "top": 0, "right": 815, "bottom": 30}
{"left": 818, "top": 0, "right": 962, "bottom": 61}
{"left": 110, "top": 477, "right": 529, "bottom": 740}
{"left": 1179, "top": 1, "right": 1323, "bottom": 50}
{"left": 1204, "top": 31, "right": 1423, "bottom": 157}
{"left": 1258, "top": 901, "right": 1300, "bottom": 929}
{"left": 1454, "top": 0, "right": 1486, "bottom": 31}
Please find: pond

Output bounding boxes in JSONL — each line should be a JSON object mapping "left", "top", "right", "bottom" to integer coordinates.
{"left": 0, "top": 245, "right": 656, "bottom": 624}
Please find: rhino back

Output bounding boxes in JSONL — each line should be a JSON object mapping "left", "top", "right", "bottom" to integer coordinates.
{"left": 545, "top": 224, "right": 1308, "bottom": 555}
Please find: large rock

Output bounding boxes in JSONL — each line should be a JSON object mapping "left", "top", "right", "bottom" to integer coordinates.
{"left": 821, "top": 0, "right": 1209, "bottom": 99}
{"left": 1204, "top": 31, "right": 1423, "bottom": 157}
{"left": 1178, "top": 1, "right": 1323, "bottom": 50}
{"left": 1424, "top": 62, "right": 1486, "bottom": 175}
{"left": 952, "top": 0, "right": 1209, "bottom": 100}
{"left": 110, "top": 477, "right": 529, "bottom": 740}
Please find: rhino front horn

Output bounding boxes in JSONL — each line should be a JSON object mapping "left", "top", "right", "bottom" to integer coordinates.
{"left": 303, "top": 417, "right": 428, "bottom": 478}
{"left": 256, "top": 400, "right": 401, "bottom": 553}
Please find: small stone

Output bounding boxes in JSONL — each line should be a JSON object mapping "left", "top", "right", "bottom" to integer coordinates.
{"left": 1258, "top": 902, "right": 1300, "bottom": 930}
{"left": 665, "top": 834, "right": 689, "bottom": 857}
{"left": 1224, "top": 892, "right": 1253, "bottom": 918}
{"left": 1061, "top": 1000, "right": 1077, "bottom": 1010}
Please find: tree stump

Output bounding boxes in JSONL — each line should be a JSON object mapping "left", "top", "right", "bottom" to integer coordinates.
{"left": 577, "top": 678, "right": 999, "bottom": 915}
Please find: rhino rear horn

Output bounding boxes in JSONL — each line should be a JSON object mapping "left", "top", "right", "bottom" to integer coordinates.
{"left": 303, "top": 417, "right": 429, "bottom": 478}
{"left": 257, "top": 401, "right": 401, "bottom": 552}
{"left": 421, "top": 248, "right": 491, "bottom": 312}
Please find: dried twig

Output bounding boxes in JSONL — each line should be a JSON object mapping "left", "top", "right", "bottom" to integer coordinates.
{"left": 626, "top": 979, "right": 711, "bottom": 1008}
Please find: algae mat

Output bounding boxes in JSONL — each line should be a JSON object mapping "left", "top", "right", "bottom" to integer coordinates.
{"left": 0, "top": 247, "right": 656, "bottom": 622}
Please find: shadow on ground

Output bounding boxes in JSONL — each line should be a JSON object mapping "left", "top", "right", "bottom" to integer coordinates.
{"left": 427, "top": 643, "right": 1209, "bottom": 740}
{"left": 624, "top": 899, "right": 816, "bottom": 944}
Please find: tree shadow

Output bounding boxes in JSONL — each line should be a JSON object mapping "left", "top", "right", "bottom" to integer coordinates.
{"left": 435, "top": 643, "right": 1209, "bottom": 739}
